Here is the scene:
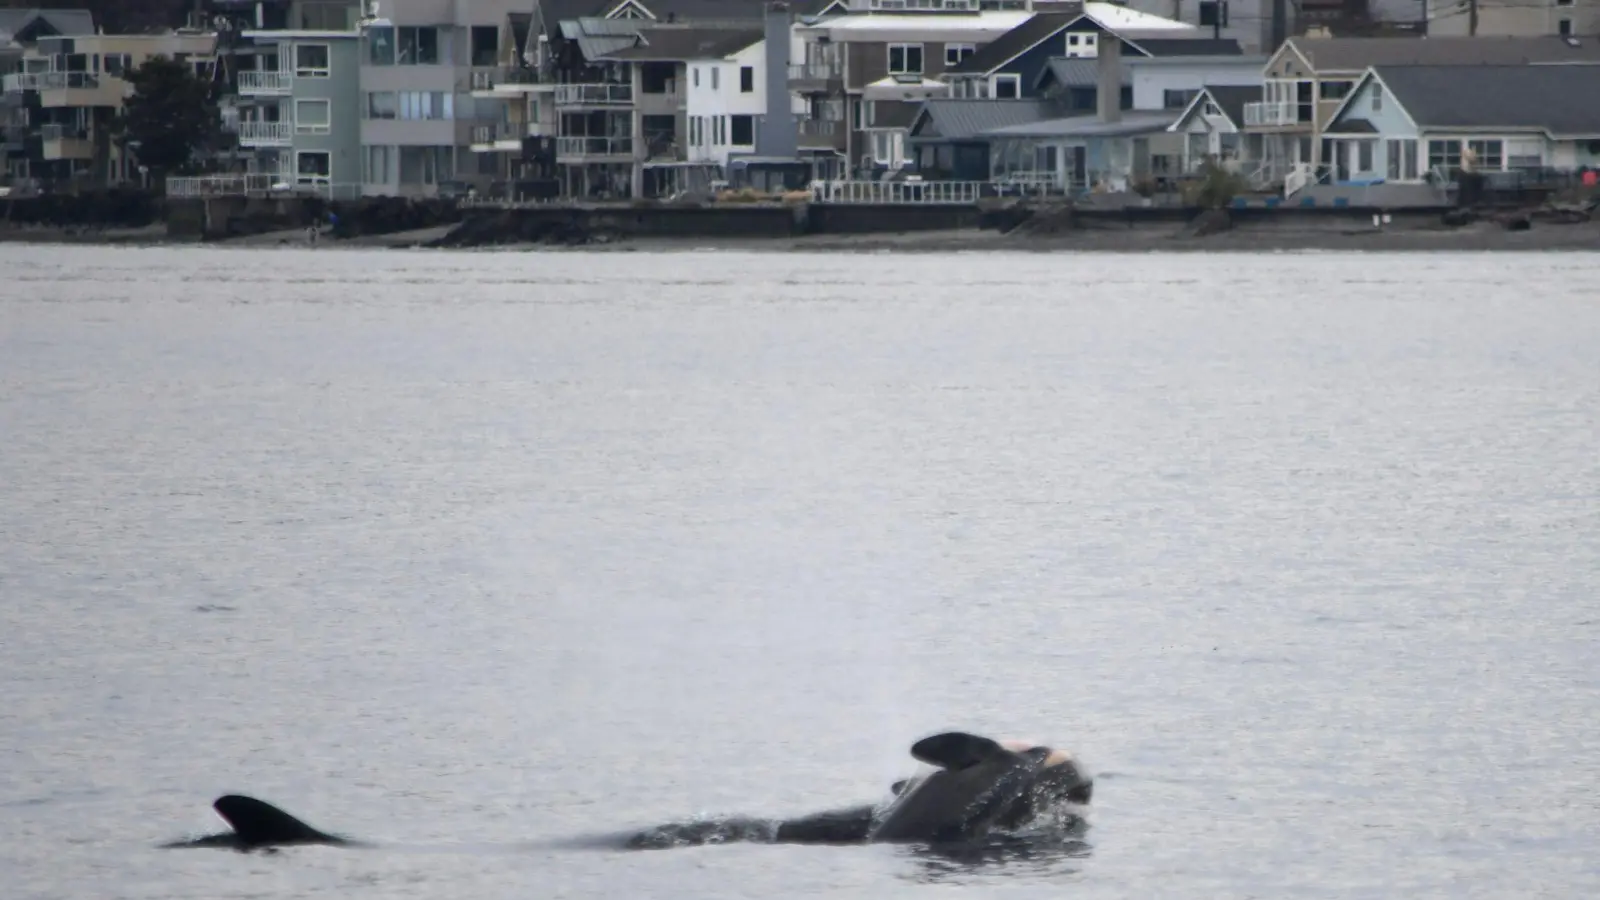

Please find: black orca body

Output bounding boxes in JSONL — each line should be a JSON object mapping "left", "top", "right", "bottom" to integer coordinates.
{"left": 161, "top": 795, "right": 356, "bottom": 852}
{"left": 624, "top": 731, "right": 1093, "bottom": 849}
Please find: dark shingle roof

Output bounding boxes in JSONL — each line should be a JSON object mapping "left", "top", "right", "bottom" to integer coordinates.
{"left": 0, "top": 8, "right": 95, "bottom": 40}
{"left": 1369, "top": 64, "right": 1600, "bottom": 135}
{"left": 615, "top": 0, "right": 774, "bottom": 22}
{"left": 1201, "top": 84, "right": 1258, "bottom": 126}
{"left": 598, "top": 25, "right": 762, "bottom": 60}
{"left": 1036, "top": 56, "right": 1127, "bottom": 89}
{"left": 1288, "top": 36, "right": 1600, "bottom": 71}
{"left": 1134, "top": 37, "right": 1241, "bottom": 56}
{"left": 908, "top": 98, "right": 1054, "bottom": 140}
{"left": 947, "top": 11, "right": 1081, "bottom": 76}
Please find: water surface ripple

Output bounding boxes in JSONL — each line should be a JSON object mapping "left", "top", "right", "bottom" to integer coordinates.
{"left": 2, "top": 247, "right": 1598, "bottom": 899}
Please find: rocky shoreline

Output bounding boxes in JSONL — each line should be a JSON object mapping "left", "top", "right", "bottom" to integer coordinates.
{"left": 3, "top": 196, "right": 1598, "bottom": 253}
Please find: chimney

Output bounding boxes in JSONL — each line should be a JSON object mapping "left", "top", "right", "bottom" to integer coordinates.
{"left": 758, "top": 1, "right": 797, "bottom": 158}
{"left": 1096, "top": 36, "right": 1120, "bottom": 123}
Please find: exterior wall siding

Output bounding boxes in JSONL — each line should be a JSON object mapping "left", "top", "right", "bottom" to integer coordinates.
{"left": 1127, "top": 60, "right": 1263, "bottom": 109}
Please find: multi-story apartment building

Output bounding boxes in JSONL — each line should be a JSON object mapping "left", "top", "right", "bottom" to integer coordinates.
{"left": 2, "top": 29, "right": 217, "bottom": 186}
{"left": 0, "top": 8, "right": 96, "bottom": 184}
{"left": 357, "top": 0, "right": 526, "bottom": 197}
{"left": 466, "top": 11, "right": 556, "bottom": 195}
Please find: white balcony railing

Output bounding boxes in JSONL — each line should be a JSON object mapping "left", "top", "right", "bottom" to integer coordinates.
{"left": 237, "top": 121, "right": 292, "bottom": 145}
{"left": 4, "top": 71, "right": 106, "bottom": 92}
{"left": 810, "top": 180, "right": 983, "bottom": 204}
{"left": 788, "top": 61, "right": 843, "bottom": 82}
{"left": 553, "top": 83, "right": 632, "bottom": 106}
{"left": 799, "top": 119, "right": 840, "bottom": 136}
{"left": 40, "top": 123, "right": 88, "bottom": 141}
{"left": 238, "top": 71, "right": 291, "bottom": 95}
{"left": 1243, "top": 100, "right": 1299, "bottom": 128}
{"left": 556, "top": 136, "right": 633, "bottom": 157}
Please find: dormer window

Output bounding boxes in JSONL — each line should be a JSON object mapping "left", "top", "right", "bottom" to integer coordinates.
{"left": 1064, "top": 32, "right": 1098, "bottom": 59}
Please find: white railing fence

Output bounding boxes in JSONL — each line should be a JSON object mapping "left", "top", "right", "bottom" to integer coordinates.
{"left": 810, "top": 180, "right": 982, "bottom": 204}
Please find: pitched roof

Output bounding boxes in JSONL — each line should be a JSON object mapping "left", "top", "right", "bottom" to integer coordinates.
{"left": 509, "top": 11, "right": 532, "bottom": 58}
{"left": 598, "top": 25, "right": 761, "bottom": 60}
{"left": 947, "top": 11, "right": 1080, "bottom": 76}
{"left": 1365, "top": 64, "right": 1600, "bottom": 135}
{"left": 612, "top": 0, "right": 774, "bottom": 22}
{"left": 0, "top": 8, "right": 95, "bottom": 41}
{"left": 1036, "top": 56, "right": 1128, "bottom": 89}
{"left": 907, "top": 98, "right": 1055, "bottom": 140}
{"left": 1287, "top": 35, "right": 1600, "bottom": 71}
{"left": 1201, "top": 84, "right": 1258, "bottom": 126}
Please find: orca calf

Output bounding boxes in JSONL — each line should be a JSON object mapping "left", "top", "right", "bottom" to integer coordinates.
{"left": 624, "top": 731, "right": 1093, "bottom": 849}
{"left": 161, "top": 795, "right": 356, "bottom": 852}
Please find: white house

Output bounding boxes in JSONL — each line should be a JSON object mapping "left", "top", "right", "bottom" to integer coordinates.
{"left": 684, "top": 34, "right": 769, "bottom": 168}
{"left": 1125, "top": 55, "right": 1266, "bottom": 113}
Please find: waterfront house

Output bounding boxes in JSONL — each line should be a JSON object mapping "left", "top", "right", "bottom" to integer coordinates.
{"left": 2, "top": 28, "right": 216, "bottom": 188}
{"left": 791, "top": 3, "right": 1037, "bottom": 174}
{"left": 1241, "top": 35, "right": 1600, "bottom": 184}
{"left": 226, "top": 24, "right": 361, "bottom": 195}
{"left": 905, "top": 98, "right": 1052, "bottom": 179}
{"left": 0, "top": 8, "right": 95, "bottom": 184}
{"left": 1165, "top": 83, "right": 1261, "bottom": 176}
{"left": 467, "top": 11, "right": 558, "bottom": 196}
{"left": 941, "top": 5, "right": 1201, "bottom": 102}
{"left": 1032, "top": 43, "right": 1250, "bottom": 113}
{"left": 1321, "top": 64, "right": 1600, "bottom": 185}
{"left": 358, "top": 0, "right": 528, "bottom": 198}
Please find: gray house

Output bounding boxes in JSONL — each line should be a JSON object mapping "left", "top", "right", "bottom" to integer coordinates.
{"left": 230, "top": 28, "right": 363, "bottom": 195}
{"left": 358, "top": 0, "right": 527, "bottom": 197}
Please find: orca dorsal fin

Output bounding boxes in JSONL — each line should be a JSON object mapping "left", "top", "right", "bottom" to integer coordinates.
{"left": 213, "top": 795, "right": 339, "bottom": 847}
{"left": 909, "top": 732, "right": 1011, "bottom": 771}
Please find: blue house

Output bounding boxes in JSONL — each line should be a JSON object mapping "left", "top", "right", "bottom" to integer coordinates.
{"left": 906, "top": 99, "right": 1055, "bottom": 181}
{"left": 1322, "top": 64, "right": 1600, "bottom": 185}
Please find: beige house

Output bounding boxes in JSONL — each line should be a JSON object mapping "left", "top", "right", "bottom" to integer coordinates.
{"left": 2, "top": 31, "right": 218, "bottom": 185}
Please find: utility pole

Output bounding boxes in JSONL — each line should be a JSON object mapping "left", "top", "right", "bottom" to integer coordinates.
{"left": 1468, "top": 0, "right": 1479, "bottom": 35}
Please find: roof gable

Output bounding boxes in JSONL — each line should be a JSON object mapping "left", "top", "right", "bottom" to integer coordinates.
{"left": 946, "top": 11, "right": 1083, "bottom": 77}
{"left": 1359, "top": 63, "right": 1600, "bottom": 135}
{"left": 907, "top": 98, "right": 1055, "bottom": 141}
{"left": 1165, "top": 83, "right": 1258, "bottom": 132}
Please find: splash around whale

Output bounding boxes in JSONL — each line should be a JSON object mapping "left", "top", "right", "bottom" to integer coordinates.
{"left": 160, "top": 731, "right": 1093, "bottom": 853}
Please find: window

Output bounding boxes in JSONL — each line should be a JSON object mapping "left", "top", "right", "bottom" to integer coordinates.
{"left": 1199, "top": 1, "right": 1228, "bottom": 26}
{"left": 1319, "top": 80, "right": 1352, "bottom": 100}
{"left": 945, "top": 43, "right": 975, "bottom": 66}
{"left": 888, "top": 43, "right": 923, "bottom": 74}
{"left": 711, "top": 67, "right": 719, "bottom": 90}
{"left": 471, "top": 25, "right": 498, "bottom": 67}
{"left": 367, "top": 25, "right": 395, "bottom": 65}
{"left": 1467, "top": 139, "right": 1503, "bottom": 170}
{"left": 1427, "top": 138, "right": 1461, "bottom": 173}
{"left": 730, "top": 113, "right": 753, "bottom": 145}
{"left": 398, "top": 91, "right": 453, "bottom": 120}
{"left": 739, "top": 65, "right": 753, "bottom": 92}
{"left": 715, "top": 115, "right": 725, "bottom": 145}
{"left": 1203, "top": 100, "right": 1221, "bottom": 117}
{"left": 398, "top": 145, "right": 453, "bottom": 185}
{"left": 104, "top": 53, "right": 131, "bottom": 76}
{"left": 1558, "top": 18, "right": 1573, "bottom": 35}
{"left": 398, "top": 26, "right": 441, "bottom": 65}
{"left": 1506, "top": 138, "right": 1542, "bottom": 170}
{"left": 1370, "top": 83, "right": 1383, "bottom": 111}
{"left": 1163, "top": 88, "right": 1197, "bottom": 109}
{"left": 690, "top": 116, "right": 700, "bottom": 146}
{"left": 1064, "top": 32, "right": 1096, "bottom": 58}
{"left": 366, "top": 91, "right": 396, "bottom": 119}
{"left": 1386, "top": 138, "right": 1417, "bottom": 180}
{"left": 294, "top": 44, "right": 329, "bottom": 77}
{"left": 1356, "top": 140, "right": 1373, "bottom": 172}
{"left": 296, "top": 150, "right": 331, "bottom": 178}
{"left": 365, "top": 145, "right": 392, "bottom": 183}
{"left": 692, "top": 67, "right": 699, "bottom": 87}
{"left": 992, "top": 73, "right": 1019, "bottom": 99}
{"left": 295, "top": 99, "right": 330, "bottom": 134}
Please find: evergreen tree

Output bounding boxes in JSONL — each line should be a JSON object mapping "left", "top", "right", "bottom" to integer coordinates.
{"left": 116, "top": 54, "right": 223, "bottom": 183}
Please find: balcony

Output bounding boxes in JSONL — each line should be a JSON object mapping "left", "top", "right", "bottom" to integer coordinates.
{"left": 1243, "top": 100, "right": 1301, "bottom": 128}
{"left": 788, "top": 61, "right": 844, "bottom": 93}
{"left": 556, "top": 135, "right": 633, "bottom": 160}
{"left": 798, "top": 118, "right": 846, "bottom": 151}
{"left": 238, "top": 121, "right": 292, "bottom": 146}
{"left": 470, "top": 67, "right": 548, "bottom": 98}
{"left": 554, "top": 83, "right": 632, "bottom": 107}
{"left": 41, "top": 122, "right": 92, "bottom": 160}
{"left": 238, "top": 70, "right": 291, "bottom": 96}
{"left": 6, "top": 71, "right": 126, "bottom": 107}
{"left": 470, "top": 121, "right": 535, "bottom": 152}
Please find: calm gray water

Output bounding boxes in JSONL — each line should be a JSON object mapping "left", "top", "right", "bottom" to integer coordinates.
{"left": 2, "top": 246, "right": 1598, "bottom": 900}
